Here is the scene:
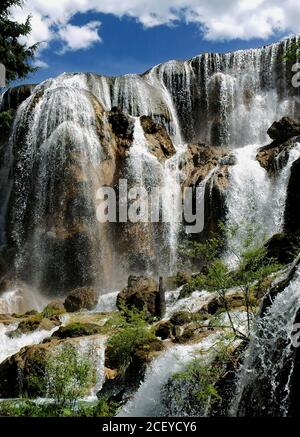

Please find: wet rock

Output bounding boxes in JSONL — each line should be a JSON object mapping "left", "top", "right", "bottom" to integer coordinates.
{"left": 64, "top": 287, "right": 99, "bottom": 312}
{"left": 267, "top": 117, "right": 300, "bottom": 142}
{"left": 7, "top": 314, "right": 60, "bottom": 337}
{"left": 256, "top": 137, "right": 300, "bottom": 175}
{"left": 170, "top": 311, "right": 193, "bottom": 326}
{"left": 52, "top": 322, "right": 103, "bottom": 339}
{"left": 140, "top": 115, "right": 176, "bottom": 161}
{"left": 117, "top": 276, "right": 159, "bottom": 317}
{"left": 108, "top": 109, "right": 134, "bottom": 145}
{"left": 0, "top": 85, "right": 36, "bottom": 112}
{"left": 284, "top": 157, "right": 300, "bottom": 234}
{"left": 265, "top": 232, "right": 300, "bottom": 264}
{"left": 155, "top": 320, "right": 174, "bottom": 340}
{"left": 43, "top": 300, "right": 65, "bottom": 315}
{"left": 0, "top": 339, "right": 60, "bottom": 398}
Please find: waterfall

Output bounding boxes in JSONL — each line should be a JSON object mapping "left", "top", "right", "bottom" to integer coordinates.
{"left": 225, "top": 143, "right": 300, "bottom": 266}
{"left": 75, "top": 336, "right": 106, "bottom": 401}
{"left": 0, "top": 322, "right": 60, "bottom": 364}
{"left": 231, "top": 266, "right": 300, "bottom": 416}
{"left": 0, "top": 285, "right": 50, "bottom": 315}
{"left": 118, "top": 333, "right": 221, "bottom": 417}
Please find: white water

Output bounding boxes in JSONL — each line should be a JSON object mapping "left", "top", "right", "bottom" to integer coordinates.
{"left": 0, "top": 323, "right": 60, "bottom": 364}
{"left": 96, "top": 291, "right": 119, "bottom": 312}
{"left": 164, "top": 289, "right": 215, "bottom": 319}
{"left": 231, "top": 266, "right": 300, "bottom": 416}
{"left": 118, "top": 333, "right": 221, "bottom": 417}
{"left": 0, "top": 286, "right": 50, "bottom": 315}
{"left": 225, "top": 143, "right": 300, "bottom": 266}
{"left": 74, "top": 335, "right": 106, "bottom": 401}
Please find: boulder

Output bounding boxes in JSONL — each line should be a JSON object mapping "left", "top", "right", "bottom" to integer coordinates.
{"left": 0, "top": 339, "right": 60, "bottom": 398}
{"left": 170, "top": 311, "right": 193, "bottom": 326}
{"left": 52, "top": 322, "right": 103, "bottom": 339}
{"left": 64, "top": 287, "right": 99, "bottom": 312}
{"left": 155, "top": 320, "right": 174, "bottom": 340}
{"left": 43, "top": 300, "right": 65, "bottom": 315}
{"left": 267, "top": 117, "right": 300, "bottom": 142}
{"left": 117, "top": 276, "right": 159, "bottom": 317}
{"left": 256, "top": 137, "right": 300, "bottom": 175}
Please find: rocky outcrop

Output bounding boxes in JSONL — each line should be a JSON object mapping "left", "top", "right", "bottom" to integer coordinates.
{"left": 0, "top": 85, "right": 35, "bottom": 112}
{"left": 257, "top": 117, "right": 300, "bottom": 174}
{"left": 181, "top": 143, "right": 231, "bottom": 240}
{"left": 64, "top": 287, "right": 99, "bottom": 312}
{"left": 140, "top": 115, "right": 176, "bottom": 161}
{"left": 256, "top": 137, "right": 300, "bottom": 174}
{"left": 284, "top": 157, "right": 300, "bottom": 234}
{"left": 117, "top": 276, "right": 161, "bottom": 318}
{"left": 52, "top": 322, "right": 103, "bottom": 339}
{"left": 0, "top": 339, "right": 60, "bottom": 398}
{"left": 267, "top": 117, "right": 300, "bottom": 143}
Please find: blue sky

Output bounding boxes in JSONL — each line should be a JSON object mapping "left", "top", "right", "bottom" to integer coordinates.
{"left": 10, "top": 0, "right": 299, "bottom": 85}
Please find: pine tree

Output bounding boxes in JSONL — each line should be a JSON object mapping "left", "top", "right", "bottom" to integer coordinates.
{"left": 0, "top": 0, "right": 38, "bottom": 84}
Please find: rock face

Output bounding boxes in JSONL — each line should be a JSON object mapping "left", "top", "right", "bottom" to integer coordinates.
{"left": 284, "top": 157, "right": 300, "bottom": 234}
{"left": 256, "top": 117, "right": 300, "bottom": 175}
{"left": 117, "top": 276, "right": 160, "bottom": 318}
{"left": 140, "top": 116, "right": 176, "bottom": 161}
{"left": 181, "top": 143, "right": 231, "bottom": 240}
{"left": 256, "top": 137, "right": 300, "bottom": 174}
{"left": 267, "top": 117, "right": 300, "bottom": 142}
{"left": 0, "top": 339, "right": 60, "bottom": 398}
{"left": 64, "top": 287, "right": 99, "bottom": 312}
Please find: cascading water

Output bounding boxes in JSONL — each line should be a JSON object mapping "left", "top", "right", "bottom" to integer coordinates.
{"left": 118, "top": 333, "right": 221, "bottom": 417}
{"left": 0, "top": 322, "right": 61, "bottom": 364}
{"left": 231, "top": 266, "right": 300, "bottom": 416}
{"left": 225, "top": 143, "right": 300, "bottom": 265}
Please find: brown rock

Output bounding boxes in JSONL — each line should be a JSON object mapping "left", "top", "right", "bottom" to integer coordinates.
{"left": 117, "top": 276, "right": 159, "bottom": 317}
{"left": 140, "top": 115, "right": 176, "bottom": 161}
{"left": 64, "top": 287, "right": 99, "bottom": 312}
{"left": 267, "top": 117, "right": 300, "bottom": 142}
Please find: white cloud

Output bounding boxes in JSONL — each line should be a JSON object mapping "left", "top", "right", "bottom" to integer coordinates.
{"left": 32, "top": 59, "right": 49, "bottom": 68}
{"left": 58, "top": 21, "right": 102, "bottom": 54}
{"left": 8, "top": 0, "right": 300, "bottom": 56}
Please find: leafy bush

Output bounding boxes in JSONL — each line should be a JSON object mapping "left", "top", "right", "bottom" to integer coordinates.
{"left": 0, "top": 397, "right": 119, "bottom": 417}
{"left": 0, "top": 109, "right": 14, "bottom": 134}
{"left": 28, "top": 343, "right": 96, "bottom": 413}
{"left": 107, "top": 307, "right": 157, "bottom": 373}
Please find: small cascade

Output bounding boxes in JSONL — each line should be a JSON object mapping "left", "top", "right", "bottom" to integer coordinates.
{"left": 96, "top": 291, "right": 119, "bottom": 313}
{"left": 0, "top": 285, "right": 50, "bottom": 315}
{"left": 75, "top": 336, "right": 106, "bottom": 401}
{"left": 231, "top": 266, "right": 300, "bottom": 416}
{"left": 225, "top": 143, "right": 300, "bottom": 265}
{"left": 164, "top": 288, "right": 214, "bottom": 320}
{"left": 0, "top": 322, "right": 60, "bottom": 364}
{"left": 118, "top": 333, "right": 221, "bottom": 417}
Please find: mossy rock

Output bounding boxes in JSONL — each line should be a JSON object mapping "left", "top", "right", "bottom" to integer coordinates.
{"left": 170, "top": 311, "right": 193, "bottom": 326}
{"left": 52, "top": 322, "right": 103, "bottom": 339}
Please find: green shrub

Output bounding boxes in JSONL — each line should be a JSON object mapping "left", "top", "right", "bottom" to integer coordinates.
{"left": 107, "top": 307, "right": 157, "bottom": 373}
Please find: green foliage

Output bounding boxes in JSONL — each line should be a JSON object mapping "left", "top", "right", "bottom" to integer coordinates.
{"left": 282, "top": 38, "right": 300, "bottom": 62}
{"left": 53, "top": 322, "right": 102, "bottom": 339}
{"left": 0, "top": 109, "right": 14, "bottom": 133}
{"left": 0, "top": 397, "right": 119, "bottom": 417}
{"left": 42, "top": 306, "right": 65, "bottom": 318}
{"left": 107, "top": 307, "right": 156, "bottom": 374}
{"left": 0, "top": 0, "right": 39, "bottom": 84}
{"left": 180, "top": 223, "right": 283, "bottom": 338}
{"left": 172, "top": 342, "right": 236, "bottom": 413}
{"left": 28, "top": 343, "right": 96, "bottom": 413}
